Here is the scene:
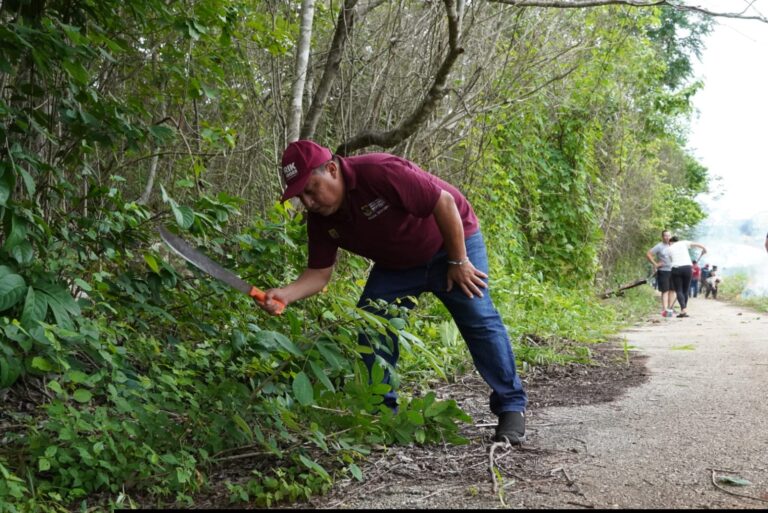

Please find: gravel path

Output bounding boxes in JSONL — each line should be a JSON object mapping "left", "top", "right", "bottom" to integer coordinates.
{"left": 520, "top": 297, "right": 768, "bottom": 509}
{"left": 310, "top": 297, "right": 768, "bottom": 509}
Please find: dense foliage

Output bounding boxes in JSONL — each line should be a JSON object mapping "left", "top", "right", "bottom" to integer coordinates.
{"left": 1, "top": 1, "right": 711, "bottom": 510}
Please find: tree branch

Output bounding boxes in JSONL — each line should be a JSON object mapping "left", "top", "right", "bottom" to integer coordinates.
{"left": 336, "top": 0, "right": 465, "bottom": 155}
{"left": 487, "top": 0, "right": 768, "bottom": 23}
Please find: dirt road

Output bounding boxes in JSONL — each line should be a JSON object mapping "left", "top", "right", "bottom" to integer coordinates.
{"left": 310, "top": 297, "right": 768, "bottom": 509}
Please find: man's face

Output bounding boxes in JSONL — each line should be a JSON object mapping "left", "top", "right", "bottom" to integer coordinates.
{"left": 662, "top": 231, "right": 671, "bottom": 244}
{"left": 298, "top": 161, "right": 344, "bottom": 216}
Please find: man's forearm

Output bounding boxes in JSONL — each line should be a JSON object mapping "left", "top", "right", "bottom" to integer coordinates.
{"left": 281, "top": 267, "right": 333, "bottom": 304}
{"left": 433, "top": 190, "right": 466, "bottom": 261}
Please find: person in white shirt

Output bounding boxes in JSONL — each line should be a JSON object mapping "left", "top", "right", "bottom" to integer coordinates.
{"left": 668, "top": 236, "right": 707, "bottom": 318}
{"left": 646, "top": 230, "right": 675, "bottom": 318}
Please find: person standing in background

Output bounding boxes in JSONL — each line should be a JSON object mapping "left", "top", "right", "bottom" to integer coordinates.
{"left": 690, "top": 260, "right": 701, "bottom": 298}
{"left": 646, "top": 230, "right": 675, "bottom": 318}
{"left": 668, "top": 236, "right": 707, "bottom": 318}
{"left": 765, "top": 232, "right": 768, "bottom": 253}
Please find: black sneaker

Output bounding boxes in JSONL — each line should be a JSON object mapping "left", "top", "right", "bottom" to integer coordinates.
{"left": 494, "top": 411, "right": 526, "bottom": 444}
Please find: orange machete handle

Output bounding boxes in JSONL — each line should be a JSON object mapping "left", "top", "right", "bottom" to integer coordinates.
{"left": 250, "top": 287, "right": 285, "bottom": 315}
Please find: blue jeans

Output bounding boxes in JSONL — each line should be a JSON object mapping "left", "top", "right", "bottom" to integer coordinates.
{"left": 357, "top": 231, "right": 527, "bottom": 415}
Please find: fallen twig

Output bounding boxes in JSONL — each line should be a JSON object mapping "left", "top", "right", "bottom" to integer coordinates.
{"left": 0, "top": 423, "right": 27, "bottom": 431}
{"left": 710, "top": 468, "right": 768, "bottom": 504}
{"left": 489, "top": 440, "right": 511, "bottom": 494}
{"left": 551, "top": 466, "right": 575, "bottom": 486}
{"left": 214, "top": 450, "right": 270, "bottom": 463}
{"left": 416, "top": 485, "right": 465, "bottom": 502}
{"left": 567, "top": 437, "right": 589, "bottom": 454}
{"left": 567, "top": 500, "right": 595, "bottom": 508}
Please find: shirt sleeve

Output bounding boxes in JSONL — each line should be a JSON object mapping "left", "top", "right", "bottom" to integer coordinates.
{"left": 306, "top": 215, "right": 338, "bottom": 269}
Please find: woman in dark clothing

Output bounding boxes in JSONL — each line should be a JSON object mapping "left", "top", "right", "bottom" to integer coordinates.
{"left": 668, "top": 236, "right": 707, "bottom": 318}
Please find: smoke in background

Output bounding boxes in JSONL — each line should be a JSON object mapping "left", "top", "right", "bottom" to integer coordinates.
{"left": 694, "top": 210, "right": 768, "bottom": 297}
{"left": 685, "top": 11, "right": 768, "bottom": 299}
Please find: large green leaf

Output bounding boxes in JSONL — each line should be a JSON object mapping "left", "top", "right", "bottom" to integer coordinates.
{"left": 35, "top": 281, "right": 80, "bottom": 330}
{"left": 257, "top": 331, "right": 302, "bottom": 356}
{"left": 0, "top": 167, "right": 13, "bottom": 206}
{"left": 4, "top": 148, "right": 34, "bottom": 194}
{"left": 62, "top": 60, "right": 90, "bottom": 85}
{"left": 0, "top": 355, "right": 23, "bottom": 389}
{"left": 143, "top": 253, "right": 160, "bottom": 273}
{"left": 72, "top": 389, "right": 92, "bottom": 403}
{"left": 20, "top": 286, "right": 47, "bottom": 328}
{"left": 16, "top": 167, "right": 35, "bottom": 196}
{"left": 30, "top": 356, "right": 53, "bottom": 372}
{"left": 309, "top": 360, "right": 335, "bottom": 392}
{"left": 171, "top": 204, "right": 195, "bottom": 229}
{"left": 149, "top": 125, "right": 175, "bottom": 143}
{"left": 298, "top": 454, "right": 331, "bottom": 481}
{"left": 292, "top": 371, "right": 314, "bottom": 406}
{"left": 316, "top": 340, "right": 346, "bottom": 370}
{"left": 2, "top": 215, "right": 30, "bottom": 264}
{"left": 34, "top": 282, "right": 80, "bottom": 315}
{"left": 0, "top": 272, "right": 26, "bottom": 311}
{"left": 11, "top": 240, "right": 33, "bottom": 265}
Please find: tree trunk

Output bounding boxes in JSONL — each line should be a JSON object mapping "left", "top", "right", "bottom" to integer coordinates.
{"left": 300, "top": 0, "right": 359, "bottom": 140}
{"left": 287, "top": 0, "right": 316, "bottom": 143}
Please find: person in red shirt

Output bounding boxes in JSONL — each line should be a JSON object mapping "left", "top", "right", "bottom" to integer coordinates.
{"left": 258, "top": 140, "right": 528, "bottom": 444}
{"left": 690, "top": 260, "right": 702, "bottom": 298}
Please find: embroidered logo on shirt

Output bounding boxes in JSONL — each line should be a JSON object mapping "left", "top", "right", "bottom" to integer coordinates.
{"left": 282, "top": 162, "right": 298, "bottom": 181}
{"left": 360, "top": 198, "right": 389, "bottom": 220}
{"left": 328, "top": 228, "right": 340, "bottom": 239}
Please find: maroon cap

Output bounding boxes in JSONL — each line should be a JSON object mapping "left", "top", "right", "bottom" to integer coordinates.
{"left": 280, "top": 140, "right": 333, "bottom": 201}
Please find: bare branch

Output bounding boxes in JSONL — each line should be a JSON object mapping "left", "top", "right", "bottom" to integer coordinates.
{"left": 336, "top": 0, "right": 465, "bottom": 155}
{"left": 487, "top": 0, "right": 768, "bottom": 23}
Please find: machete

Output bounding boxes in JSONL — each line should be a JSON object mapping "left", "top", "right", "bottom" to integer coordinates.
{"left": 158, "top": 226, "right": 285, "bottom": 314}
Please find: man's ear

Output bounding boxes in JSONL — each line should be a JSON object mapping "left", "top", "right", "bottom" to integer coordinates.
{"left": 327, "top": 160, "right": 339, "bottom": 178}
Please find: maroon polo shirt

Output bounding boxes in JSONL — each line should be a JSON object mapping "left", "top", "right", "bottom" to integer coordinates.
{"left": 306, "top": 153, "right": 479, "bottom": 269}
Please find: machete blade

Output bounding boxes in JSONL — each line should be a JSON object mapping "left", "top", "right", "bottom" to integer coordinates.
{"left": 157, "top": 226, "right": 285, "bottom": 314}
